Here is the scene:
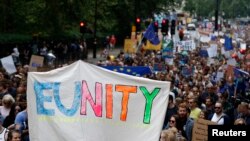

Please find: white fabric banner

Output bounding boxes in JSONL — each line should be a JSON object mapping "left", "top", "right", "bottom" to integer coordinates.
{"left": 27, "top": 61, "right": 170, "bottom": 141}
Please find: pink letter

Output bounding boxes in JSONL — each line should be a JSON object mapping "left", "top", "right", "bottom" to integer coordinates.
{"left": 80, "top": 81, "right": 102, "bottom": 117}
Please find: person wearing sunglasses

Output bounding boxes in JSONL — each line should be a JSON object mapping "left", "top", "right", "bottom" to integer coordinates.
{"left": 168, "top": 115, "right": 179, "bottom": 129}
{"left": 208, "top": 101, "right": 231, "bottom": 125}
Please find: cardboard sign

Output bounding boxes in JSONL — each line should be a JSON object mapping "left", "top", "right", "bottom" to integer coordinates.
{"left": 124, "top": 39, "right": 136, "bottom": 53}
{"left": 192, "top": 119, "right": 217, "bottom": 141}
{"left": 29, "top": 55, "right": 44, "bottom": 72}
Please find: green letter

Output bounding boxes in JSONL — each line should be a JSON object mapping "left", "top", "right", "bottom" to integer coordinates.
{"left": 140, "top": 86, "right": 160, "bottom": 124}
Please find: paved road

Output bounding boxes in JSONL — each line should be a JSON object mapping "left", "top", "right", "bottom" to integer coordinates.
{"left": 86, "top": 47, "right": 123, "bottom": 64}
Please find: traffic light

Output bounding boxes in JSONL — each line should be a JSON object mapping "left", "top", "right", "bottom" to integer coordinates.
{"left": 80, "top": 21, "right": 86, "bottom": 34}
{"left": 161, "top": 19, "right": 169, "bottom": 35}
{"left": 154, "top": 21, "right": 158, "bottom": 33}
{"left": 170, "top": 20, "right": 176, "bottom": 35}
{"left": 135, "top": 17, "right": 141, "bottom": 33}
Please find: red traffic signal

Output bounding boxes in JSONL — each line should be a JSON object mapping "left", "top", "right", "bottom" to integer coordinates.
{"left": 80, "top": 22, "right": 85, "bottom": 26}
{"left": 161, "top": 19, "right": 169, "bottom": 35}
{"left": 136, "top": 18, "right": 141, "bottom": 23}
{"left": 135, "top": 18, "right": 141, "bottom": 33}
{"left": 154, "top": 21, "right": 158, "bottom": 26}
{"left": 154, "top": 21, "right": 158, "bottom": 32}
{"left": 80, "top": 21, "right": 86, "bottom": 34}
{"left": 80, "top": 21, "right": 85, "bottom": 27}
{"left": 162, "top": 19, "right": 166, "bottom": 24}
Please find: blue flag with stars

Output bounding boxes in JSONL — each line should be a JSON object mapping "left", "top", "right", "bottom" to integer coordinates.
{"left": 224, "top": 35, "right": 233, "bottom": 51}
{"left": 102, "top": 66, "right": 152, "bottom": 76}
{"left": 234, "top": 67, "right": 249, "bottom": 78}
{"left": 143, "top": 23, "right": 160, "bottom": 45}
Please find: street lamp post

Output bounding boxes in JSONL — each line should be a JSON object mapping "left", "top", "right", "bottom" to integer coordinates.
{"left": 215, "top": 0, "right": 219, "bottom": 31}
{"left": 93, "top": 0, "right": 97, "bottom": 58}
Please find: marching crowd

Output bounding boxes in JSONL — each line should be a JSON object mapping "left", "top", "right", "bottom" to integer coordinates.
{"left": 97, "top": 25, "right": 250, "bottom": 141}
{"left": 0, "top": 23, "right": 249, "bottom": 141}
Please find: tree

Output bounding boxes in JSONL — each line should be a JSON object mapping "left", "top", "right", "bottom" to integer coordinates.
{"left": 0, "top": 0, "right": 185, "bottom": 43}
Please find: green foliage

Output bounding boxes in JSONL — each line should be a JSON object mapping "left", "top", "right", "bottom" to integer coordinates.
{"left": 0, "top": 33, "right": 32, "bottom": 43}
{"left": 184, "top": 0, "right": 250, "bottom": 19}
{"left": 0, "top": 0, "right": 176, "bottom": 43}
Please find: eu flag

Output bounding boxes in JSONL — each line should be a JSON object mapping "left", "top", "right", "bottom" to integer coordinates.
{"left": 199, "top": 49, "right": 209, "bottom": 57}
{"left": 224, "top": 35, "right": 233, "bottom": 51}
{"left": 143, "top": 23, "right": 160, "bottom": 45}
{"left": 234, "top": 67, "right": 249, "bottom": 78}
{"left": 101, "top": 66, "right": 152, "bottom": 76}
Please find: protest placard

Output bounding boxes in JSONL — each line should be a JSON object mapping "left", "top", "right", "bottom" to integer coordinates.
{"left": 0, "top": 55, "right": 16, "bottom": 74}
{"left": 124, "top": 39, "right": 137, "bottom": 53}
{"left": 27, "top": 60, "right": 170, "bottom": 141}
{"left": 29, "top": 55, "right": 44, "bottom": 72}
{"left": 192, "top": 119, "right": 217, "bottom": 141}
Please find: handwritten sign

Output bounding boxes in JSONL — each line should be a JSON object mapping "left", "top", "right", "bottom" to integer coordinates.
{"left": 27, "top": 61, "right": 170, "bottom": 141}
{"left": 192, "top": 119, "right": 217, "bottom": 141}
{"left": 174, "top": 40, "right": 195, "bottom": 51}
{"left": 29, "top": 55, "right": 44, "bottom": 72}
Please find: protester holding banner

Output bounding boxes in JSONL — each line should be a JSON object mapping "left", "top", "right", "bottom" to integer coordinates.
{"left": 0, "top": 22, "right": 248, "bottom": 141}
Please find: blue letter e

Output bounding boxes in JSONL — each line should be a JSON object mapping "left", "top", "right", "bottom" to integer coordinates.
{"left": 34, "top": 81, "right": 54, "bottom": 116}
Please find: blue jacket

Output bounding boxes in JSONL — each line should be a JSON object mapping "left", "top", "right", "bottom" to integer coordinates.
{"left": 185, "top": 117, "right": 194, "bottom": 141}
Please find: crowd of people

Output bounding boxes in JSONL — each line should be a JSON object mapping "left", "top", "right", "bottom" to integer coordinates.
{"left": 0, "top": 65, "right": 28, "bottom": 141}
{"left": 0, "top": 22, "right": 249, "bottom": 141}
{"left": 97, "top": 24, "right": 250, "bottom": 141}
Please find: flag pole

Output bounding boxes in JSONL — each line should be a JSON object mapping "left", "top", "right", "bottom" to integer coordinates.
{"left": 135, "top": 22, "right": 153, "bottom": 53}
{"left": 135, "top": 33, "right": 145, "bottom": 53}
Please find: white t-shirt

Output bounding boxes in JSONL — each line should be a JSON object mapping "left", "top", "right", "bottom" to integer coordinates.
{"left": 0, "top": 128, "right": 8, "bottom": 141}
{"left": 0, "top": 106, "right": 10, "bottom": 120}
{"left": 211, "top": 113, "right": 224, "bottom": 125}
